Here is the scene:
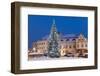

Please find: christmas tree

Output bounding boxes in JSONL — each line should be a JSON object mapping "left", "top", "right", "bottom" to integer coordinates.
{"left": 47, "top": 19, "right": 60, "bottom": 58}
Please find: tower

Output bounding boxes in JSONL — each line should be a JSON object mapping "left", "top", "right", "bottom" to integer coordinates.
{"left": 47, "top": 19, "right": 60, "bottom": 58}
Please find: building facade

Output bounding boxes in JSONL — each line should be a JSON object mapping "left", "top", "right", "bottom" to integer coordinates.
{"left": 29, "top": 34, "right": 88, "bottom": 57}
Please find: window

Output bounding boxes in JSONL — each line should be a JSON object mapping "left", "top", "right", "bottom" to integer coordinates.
{"left": 66, "top": 39, "right": 69, "bottom": 41}
{"left": 66, "top": 45, "right": 68, "bottom": 48}
{"left": 73, "top": 45, "right": 76, "bottom": 48}
{"left": 77, "top": 44, "right": 79, "bottom": 48}
{"left": 85, "top": 44, "right": 87, "bottom": 47}
{"left": 69, "top": 45, "right": 71, "bottom": 48}
{"left": 61, "top": 40, "right": 63, "bottom": 41}
{"left": 72, "top": 39, "right": 75, "bottom": 41}
{"left": 81, "top": 44, "right": 84, "bottom": 47}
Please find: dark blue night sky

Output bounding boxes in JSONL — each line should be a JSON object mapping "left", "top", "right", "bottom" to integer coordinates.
{"left": 28, "top": 15, "right": 88, "bottom": 48}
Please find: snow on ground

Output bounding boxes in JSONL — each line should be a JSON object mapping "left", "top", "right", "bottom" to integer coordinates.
{"left": 28, "top": 56, "right": 86, "bottom": 61}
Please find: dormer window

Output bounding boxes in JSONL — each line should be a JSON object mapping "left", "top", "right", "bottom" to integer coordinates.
{"left": 66, "top": 39, "right": 69, "bottom": 41}
{"left": 61, "top": 40, "right": 63, "bottom": 41}
{"left": 72, "top": 39, "right": 75, "bottom": 41}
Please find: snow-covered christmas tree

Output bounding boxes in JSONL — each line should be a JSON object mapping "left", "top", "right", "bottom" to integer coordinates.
{"left": 47, "top": 19, "right": 60, "bottom": 58}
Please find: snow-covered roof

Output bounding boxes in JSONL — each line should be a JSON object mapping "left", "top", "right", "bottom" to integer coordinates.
{"left": 41, "top": 34, "right": 78, "bottom": 40}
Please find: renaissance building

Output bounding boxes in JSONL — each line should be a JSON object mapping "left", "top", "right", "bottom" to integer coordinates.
{"left": 28, "top": 20, "right": 88, "bottom": 58}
